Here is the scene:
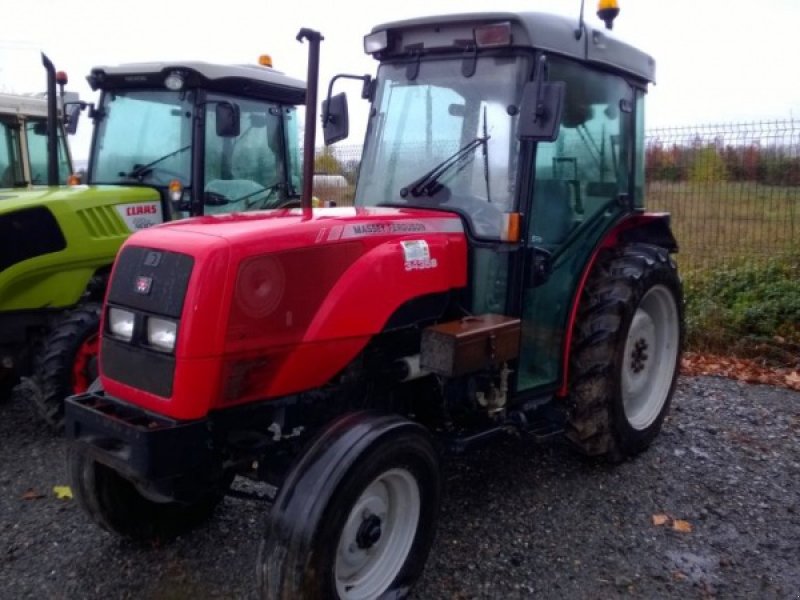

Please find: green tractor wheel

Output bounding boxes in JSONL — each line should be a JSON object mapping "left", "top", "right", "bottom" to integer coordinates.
{"left": 566, "top": 244, "right": 684, "bottom": 461}
{"left": 30, "top": 303, "right": 101, "bottom": 431}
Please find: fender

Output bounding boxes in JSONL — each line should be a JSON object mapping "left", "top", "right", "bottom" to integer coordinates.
{"left": 558, "top": 213, "right": 678, "bottom": 397}
{"left": 258, "top": 411, "right": 436, "bottom": 598}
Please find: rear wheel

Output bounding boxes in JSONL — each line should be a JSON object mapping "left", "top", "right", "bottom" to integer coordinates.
{"left": 68, "top": 444, "right": 228, "bottom": 541}
{"left": 30, "top": 303, "right": 101, "bottom": 431}
{"left": 258, "top": 413, "right": 440, "bottom": 600}
{"left": 566, "top": 244, "right": 683, "bottom": 460}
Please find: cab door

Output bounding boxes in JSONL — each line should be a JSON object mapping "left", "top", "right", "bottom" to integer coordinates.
{"left": 515, "top": 57, "right": 639, "bottom": 392}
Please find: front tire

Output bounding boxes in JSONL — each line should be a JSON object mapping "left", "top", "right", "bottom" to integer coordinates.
{"left": 258, "top": 412, "right": 440, "bottom": 600}
{"left": 68, "top": 444, "right": 228, "bottom": 541}
{"left": 566, "top": 244, "right": 683, "bottom": 460}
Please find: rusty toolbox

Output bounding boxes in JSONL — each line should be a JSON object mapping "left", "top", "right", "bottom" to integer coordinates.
{"left": 420, "top": 314, "right": 521, "bottom": 377}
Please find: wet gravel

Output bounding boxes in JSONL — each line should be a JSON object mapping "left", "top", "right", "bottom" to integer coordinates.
{"left": 1, "top": 375, "right": 798, "bottom": 599}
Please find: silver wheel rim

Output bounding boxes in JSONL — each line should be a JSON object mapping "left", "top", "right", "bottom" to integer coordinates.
{"left": 622, "top": 284, "right": 679, "bottom": 430}
{"left": 335, "top": 468, "right": 420, "bottom": 600}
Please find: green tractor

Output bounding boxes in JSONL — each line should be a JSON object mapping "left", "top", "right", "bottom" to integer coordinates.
{"left": 2, "top": 57, "right": 306, "bottom": 424}
{"left": 0, "top": 56, "right": 73, "bottom": 189}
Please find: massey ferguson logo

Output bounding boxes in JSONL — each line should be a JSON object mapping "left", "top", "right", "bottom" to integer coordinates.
{"left": 135, "top": 275, "right": 153, "bottom": 295}
{"left": 126, "top": 205, "right": 158, "bottom": 216}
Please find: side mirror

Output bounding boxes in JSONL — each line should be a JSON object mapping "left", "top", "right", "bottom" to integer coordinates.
{"left": 517, "top": 80, "right": 565, "bottom": 142}
{"left": 216, "top": 102, "right": 241, "bottom": 137}
{"left": 322, "top": 92, "right": 349, "bottom": 146}
{"left": 64, "top": 102, "right": 84, "bottom": 135}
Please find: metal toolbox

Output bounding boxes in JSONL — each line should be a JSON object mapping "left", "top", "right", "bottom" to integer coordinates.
{"left": 420, "top": 314, "right": 521, "bottom": 377}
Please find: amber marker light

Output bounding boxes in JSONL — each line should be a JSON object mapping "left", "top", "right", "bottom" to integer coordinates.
{"left": 501, "top": 212, "right": 521, "bottom": 243}
{"left": 168, "top": 179, "right": 183, "bottom": 203}
{"left": 258, "top": 55, "right": 273, "bottom": 67}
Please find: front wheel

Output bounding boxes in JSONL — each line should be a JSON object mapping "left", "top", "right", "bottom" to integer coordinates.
{"left": 566, "top": 244, "right": 684, "bottom": 461}
{"left": 258, "top": 412, "right": 440, "bottom": 600}
{"left": 68, "top": 444, "right": 229, "bottom": 541}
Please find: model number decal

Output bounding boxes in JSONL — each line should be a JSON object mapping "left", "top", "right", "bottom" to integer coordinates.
{"left": 115, "top": 202, "right": 164, "bottom": 232}
{"left": 401, "top": 240, "right": 437, "bottom": 271}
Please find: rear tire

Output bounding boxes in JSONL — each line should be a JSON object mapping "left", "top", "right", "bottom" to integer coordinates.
{"left": 31, "top": 303, "right": 101, "bottom": 431}
{"left": 258, "top": 413, "right": 440, "bottom": 600}
{"left": 67, "top": 444, "right": 228, "bottom": 541}
{"left": 566, "top": 244, "right": 683, "bottom": 461}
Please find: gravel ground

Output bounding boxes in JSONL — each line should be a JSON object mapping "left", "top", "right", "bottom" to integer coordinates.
{"left": 1, "top": 375, "right": 798, "bottom": 599}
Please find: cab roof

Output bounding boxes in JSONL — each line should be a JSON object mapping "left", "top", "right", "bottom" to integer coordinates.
{"left": 370, "top": 11, "right": 656, "bottom": 83}
{"left": 87, "top": 61, "right": 306, "bottom": 105}
{"left": 0, "top": 92, "right": 48, "bottom": 119}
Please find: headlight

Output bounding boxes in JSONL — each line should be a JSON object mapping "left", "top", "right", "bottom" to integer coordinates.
{"left": 108, "top": 308, "right": 134, "bottom": 341}
{"left": 147, "top": 317, "right": 177, "bottom": 352}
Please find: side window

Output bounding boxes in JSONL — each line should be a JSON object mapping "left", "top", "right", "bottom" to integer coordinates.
{"left": 25, "top": 120, "right": 49, "bottom": 185}
{"left": 0, "top": 121, "right": 24, "bottom": 187}
{"left": 530, "top": 59, "right": 634, "bottom": 249}
{"left": 204, "top": 96, "right": 287, "bottom": 213}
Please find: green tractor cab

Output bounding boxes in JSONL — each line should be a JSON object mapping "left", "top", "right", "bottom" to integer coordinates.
{"left": 0, "top": 79, "right": 73, "bottom": 189}
{"left": 2, "top": 58, "right": 306, "bottom": 423}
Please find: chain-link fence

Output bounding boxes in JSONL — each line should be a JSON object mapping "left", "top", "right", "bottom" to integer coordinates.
{"left": 312, "top": 119, "right": 800, "bottom": 274}
{"left": 645, "top": 119, "right": 800, "bottom": 275}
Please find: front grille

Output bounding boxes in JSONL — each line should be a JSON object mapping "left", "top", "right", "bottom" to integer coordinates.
{"left": 102, "top": 246, "right": 194, "bottom": 397}
{"left": 107, "top": 246, "right": 194, "bottom": 318}
{"left": 102, "top": 336, "right": 176, "bottom": 398}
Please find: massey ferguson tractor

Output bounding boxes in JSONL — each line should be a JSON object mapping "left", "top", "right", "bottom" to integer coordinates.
{"left": 66, "top": 6, "right": 683, "bottom": 599}
{"left": 1, "top": 57, "right": 305, "bottom": 420}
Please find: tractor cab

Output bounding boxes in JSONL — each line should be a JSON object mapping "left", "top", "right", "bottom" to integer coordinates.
{"left": 0, "top": 92, "right": 72, "bottom": 188}
{"left": 327, "top": 12, "right": 664, "bottom": 395}
{"left": 83, "top": 59, "right": 305, "bottom": 218}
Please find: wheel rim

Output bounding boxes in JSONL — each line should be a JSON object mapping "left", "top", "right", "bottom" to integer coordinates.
{"left": 621, "top": 285, "right": 679, "bottom": 430}
{"left": 335, "top": 468, "right": 420, "bottom": 600}
{"left": 72, "top": 333, "right": 99, "bottom": 394}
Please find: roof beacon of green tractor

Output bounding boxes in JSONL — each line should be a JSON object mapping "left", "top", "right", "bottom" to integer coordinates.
{"left": 2, "top": 56, "right": 306, "bottom": 426}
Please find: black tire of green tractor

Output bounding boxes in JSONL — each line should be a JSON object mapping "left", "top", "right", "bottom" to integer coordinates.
{"left": 258, "top": 413, "right": 440, "bottom": 600}
{"left": 32, "top": 303, "right": 101, "bottom": 431}
{"left": 67, "top": 443, "right": 229, "bottom": 542}
{"left": 566, "top": 244, "right": 684, "bottom": 462}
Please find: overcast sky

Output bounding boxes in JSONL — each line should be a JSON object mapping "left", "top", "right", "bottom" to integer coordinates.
{"left": 2, "top": 0, "right": 798, "bottom": 160}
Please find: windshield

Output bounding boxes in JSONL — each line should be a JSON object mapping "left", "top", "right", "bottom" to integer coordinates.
{"left": 355, "top": 55, "right": 530, "bottom": 239}
{"left": 203, "top": 95, "right": 298, "bottom": 214}
{"left": 90, "top": 90, "right": 194, "bottom": 186}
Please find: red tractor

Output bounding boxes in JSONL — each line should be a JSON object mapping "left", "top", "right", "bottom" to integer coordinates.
{"left": 66, "top": 8, "right": 682, "bottom": 599}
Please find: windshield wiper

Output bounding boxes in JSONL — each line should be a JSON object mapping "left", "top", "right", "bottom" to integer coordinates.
{"left": 122, "top": 144, "right": 190, "bottom": 179}
{"left": 400, "top": 135, "right": 489, "bottom": 199}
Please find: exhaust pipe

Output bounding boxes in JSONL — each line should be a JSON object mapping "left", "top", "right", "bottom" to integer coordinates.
{"left": 296, "top": 28, "right": 323, "bottom": 220}
{"left": 41, "top": 53, "right": 59, "bottom": 187}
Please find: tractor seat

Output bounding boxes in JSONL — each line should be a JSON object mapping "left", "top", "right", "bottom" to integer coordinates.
{"left": 530, "top": 179, "right": 575, "bottom": 247}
